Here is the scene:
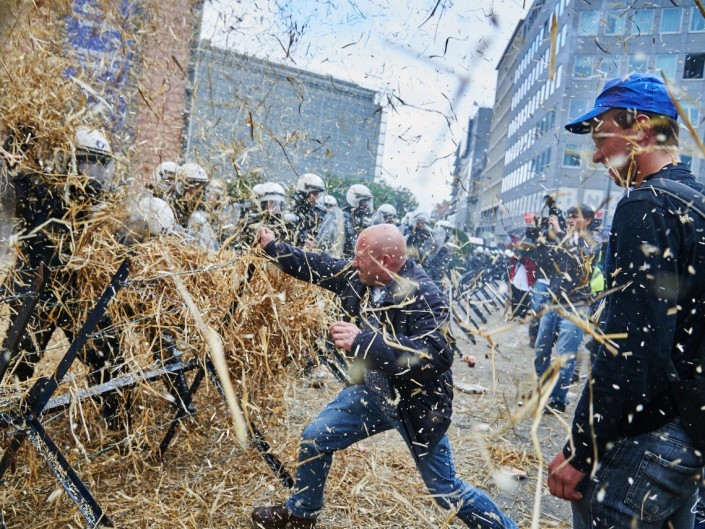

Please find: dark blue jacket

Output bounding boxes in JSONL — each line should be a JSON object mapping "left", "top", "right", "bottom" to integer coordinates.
{"left": 565, "top": 163, "right": 705, "bottom": 472}
{"left": 264, "top": 240, "right": 457, "bottom": 457}
{"left": 531, "top": 231, "right": 594, "bottom": 303}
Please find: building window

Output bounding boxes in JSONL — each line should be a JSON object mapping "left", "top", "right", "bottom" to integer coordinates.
{"left": 680, "top": 103, "right": 699, "bottom": 125}
{"left": 595, "top": 56, "right": 621, "bottom": 76}
{"left": 660, "top": 8, "right": 682, "bottom": 34}
{"left": 568, "top": 99, "right": 589, "bottom": 120}
{"left": 654, "top": 54, "right": 677, "bottom": 79}
{"left": 563, "top": 144, "right": 582, "bottom": 167}
{"left": 690, "top": 7, "right": 705, "bottom": 32}
{"left": 605, "top": 13, "right": 625, "bottom": 35}
{"left": 560, "top": 24, "right": 568, "bottom": 50}
{"left": 631, "top": 9, "right": 654, "bottom": 35}
{"left": 628, "top": 53, "right": 648, "bottom": 73}
{"left": 574, "top": 55, "right": 594, "bottom": 78}
{"left": 684, "top": 53, "right": 705, "bottom": 79}
{"left": 578, "top": 11, "right": 599, "bottom": 35}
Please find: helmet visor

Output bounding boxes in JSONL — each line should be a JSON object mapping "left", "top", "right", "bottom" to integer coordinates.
{"left": 359, "top": 197, "right": 373, "bottom": 214}
{"left": 77, "top": 153, "right": 115, "bottom": 186}
{"left": 260, "top": 200, "right": 282, "bottom": 215}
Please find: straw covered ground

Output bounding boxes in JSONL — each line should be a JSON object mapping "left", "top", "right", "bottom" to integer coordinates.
{"left": 0, "top": 232, "right": 576, "bottom": 528}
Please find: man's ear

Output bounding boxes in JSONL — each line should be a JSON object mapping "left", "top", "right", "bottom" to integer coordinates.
{"left": 634, "top": 114, "right": 652, "bottom": 143}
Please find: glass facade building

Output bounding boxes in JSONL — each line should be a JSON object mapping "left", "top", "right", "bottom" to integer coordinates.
{"left": 477, "top": 0, "right": 705, "bottom": 239}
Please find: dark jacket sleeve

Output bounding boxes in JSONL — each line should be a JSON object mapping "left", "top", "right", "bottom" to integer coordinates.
{"left": 349, "top": 275, "right": 455, "bottom": 384}
{"left": 263, "top": 240, "right": 352, "bottom": 295}
{"left": 565, "top": 199, "right": 680, "bottom": 472}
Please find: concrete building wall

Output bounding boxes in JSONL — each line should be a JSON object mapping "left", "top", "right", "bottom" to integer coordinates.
{"left": 186, "top": 43, "right": 385, "bottom": 186}
{"left": 450, "top": 142, "right": 471, "bottom": 229}
{"left": 465, "top": 107, "right": 493, "bottom": 230}
{"left": 452, "top": 107, "right": 493, "bottom": 231}
{"left": 478, "top": 21, "right": 524, "bottom": 244}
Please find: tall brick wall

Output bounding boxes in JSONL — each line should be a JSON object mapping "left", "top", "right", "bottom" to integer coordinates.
{"left": 132, "top": 0, "right": 202, "bottom": 182}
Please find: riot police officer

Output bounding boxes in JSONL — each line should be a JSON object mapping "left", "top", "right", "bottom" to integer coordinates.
{"left": 342, "top": 183, "right": 373, "bottom": 257}
{"left": 289, "top": 173, "right": 327, "bottom": 248}
{"left": 3, "top": 126, "right": 127, "bottom": 427}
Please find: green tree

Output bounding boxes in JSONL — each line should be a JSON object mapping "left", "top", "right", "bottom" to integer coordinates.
{"left": 325, "top": 175, "right": 418, "bottom": 218}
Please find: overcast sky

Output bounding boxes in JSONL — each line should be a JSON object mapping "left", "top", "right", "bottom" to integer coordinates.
{"left": 201, "top": 0, "right": 530, "bottom": 211}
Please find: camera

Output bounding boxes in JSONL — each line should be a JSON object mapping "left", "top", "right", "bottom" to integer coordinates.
{"left": 525, "top": 195, "right": 566, "bottom": 242}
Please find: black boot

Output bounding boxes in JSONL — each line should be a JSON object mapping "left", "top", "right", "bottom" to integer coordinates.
{"left": 251, "top": 504, "right": 316, "bottom": 529}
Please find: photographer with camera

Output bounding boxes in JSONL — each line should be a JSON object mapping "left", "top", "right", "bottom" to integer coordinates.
{"left": 526, "top": 195, "right": 566, "bottom": 347}
{"left": 531, "top": 203, "right": 595, "bottom": 414}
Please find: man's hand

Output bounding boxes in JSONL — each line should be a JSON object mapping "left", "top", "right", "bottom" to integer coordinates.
{"left": 548, "top": 452, "right": 585, "bottom": 501}
{"left": 256, "top": 226, "right": 276, "bottom": 249}
{"left": 548, "top": 214, "right": 563, "bottom": 234}
{"left": 330, "top": 321, "right": 361, "bottom": 352}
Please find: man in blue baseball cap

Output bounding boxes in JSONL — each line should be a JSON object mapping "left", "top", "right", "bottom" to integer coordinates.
{"left": 547, "top": 72, "right": 705, "bottom": 528}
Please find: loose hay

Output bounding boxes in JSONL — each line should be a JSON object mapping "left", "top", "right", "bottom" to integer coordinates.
{"left": 0, "top": 203, "right": 573, "bottom": 527}
{"left": 0, "top": 200, "right": 345, "bottom": 526}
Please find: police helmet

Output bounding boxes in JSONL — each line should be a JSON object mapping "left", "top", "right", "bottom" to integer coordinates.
{"left": 346, "top": 184, "right": 373, "bottom": 212}
{"left": 295, "top": 173, "right": 325, "bottom": 195}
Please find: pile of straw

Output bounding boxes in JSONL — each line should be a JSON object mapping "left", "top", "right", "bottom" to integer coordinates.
{"left": 0, "top": 206, "right": 341, "bottom": 526}
{"left": 1, "top": 2, "right": 99, "bottom": 173}
{"left": 68, "top": 209, "right": 335, "bottom": 395}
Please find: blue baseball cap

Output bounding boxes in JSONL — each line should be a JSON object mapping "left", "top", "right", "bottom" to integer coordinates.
{"left": 565, "top": 73, "right": 678, "bottom": 134}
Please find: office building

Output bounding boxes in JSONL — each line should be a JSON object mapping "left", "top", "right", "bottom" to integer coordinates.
{"left": 450, "top": 107, "right": 493, "bottom": 232}
{"left": 187, "top": 42, "right": 386, "bottom": 185}
{"left": 480, "top": 0, "right": 705, "bottom": 241}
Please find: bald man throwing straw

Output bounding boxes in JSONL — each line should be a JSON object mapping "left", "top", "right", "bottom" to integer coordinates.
{"left": 251, "top": 224, "right": 517, "bottom": 529}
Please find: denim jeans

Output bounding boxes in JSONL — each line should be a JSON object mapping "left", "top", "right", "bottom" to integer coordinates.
{"left": 572, "top": 419, "right": 704, "bottom": 529}
{"left": 285, "top": 385, "right": 518, "bottom": 529}
{"left": 534, "top": 309, "right": 583, "bottom": 407}
{"left": 529, "top": 281, "right": 550, "bottom": 341}
{"left": 696, "top": 481, "right": 705, "bottom": 529}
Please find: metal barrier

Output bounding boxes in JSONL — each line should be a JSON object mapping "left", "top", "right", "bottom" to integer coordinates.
{"left": 0, "top": 258, "right": 293, "bottom": 528}
{"left": 449, "top": 267, "right": 507, "bottom": 341}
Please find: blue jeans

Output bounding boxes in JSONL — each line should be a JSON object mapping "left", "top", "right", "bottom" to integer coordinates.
{"left": 285, "top": 385, "right": 518, "bottom": 529}
{"left": 529, "top": 281, "right": 550, "bottom": 341}
{"left": 572, "top": 419, "right": 704, "bottom": 529}
{"left": 531, "top": 281, "right": 550, "bottom": 314}
{"left": 534, "top": 309, "right": 583, "bottom": 407}
{"left": 696, "top": 481, "right": 705, "bottom": 528}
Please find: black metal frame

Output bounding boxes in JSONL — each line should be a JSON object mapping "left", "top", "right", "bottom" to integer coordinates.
{"left": 0, "top": 257, "right": 295, "bottom": 527}
{"left": 0, "top": 263, "right": 45, "bottom": 382}
{"left": 449, "top": 273, "right": 507, "bottom": 346}
{"left": 0, "top": 259, "right": 130, "bottom": 527}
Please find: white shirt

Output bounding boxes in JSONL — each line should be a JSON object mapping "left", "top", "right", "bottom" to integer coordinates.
{"left": 511, "top": 262, "right": 530, "bottom": 291}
